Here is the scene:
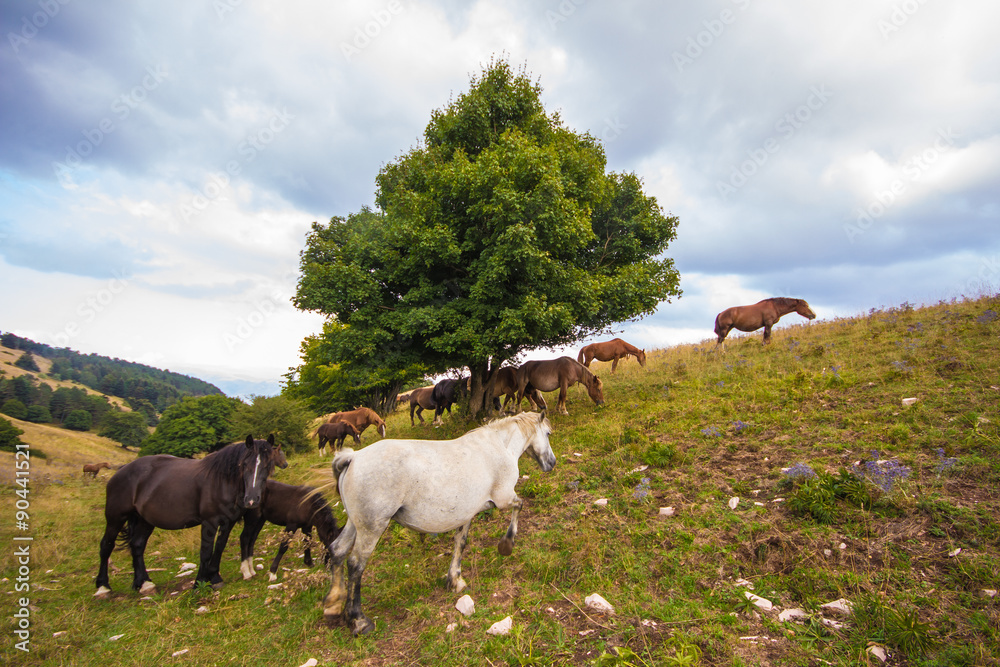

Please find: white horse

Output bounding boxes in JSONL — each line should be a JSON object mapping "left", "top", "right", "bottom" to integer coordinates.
{"left": 322, "top": 411, "right": 556, "bottom": 635}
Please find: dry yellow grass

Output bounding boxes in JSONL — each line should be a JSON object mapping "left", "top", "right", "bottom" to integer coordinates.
{"left": 0, "top": 418, "right": 136, "bottom": 483}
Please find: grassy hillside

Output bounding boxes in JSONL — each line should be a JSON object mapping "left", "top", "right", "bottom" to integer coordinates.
{"left": 2, "top": 296, "right": 998, "bottom": 666}
{"left": 0, "top": 344, "right": 131, "bottom": 411}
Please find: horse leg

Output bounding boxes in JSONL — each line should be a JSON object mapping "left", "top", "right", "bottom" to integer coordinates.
{"left": 763, "top": 323, "right": 773, "bottom": 344}
{"left": 196, "top": 521, "right": 225, "bottom": 586}
{"left": 343, "top": 528, "right": 383, "bottom": 636}
{"left": 611, "top": 356, "right": 619, "bottom": 373}
{"left": 557, "top": 382, "right": 569, "bottom": 415}
{"left": 446, "top": 521, "right": 472, "bottom": 593}
{"left": 322, "top": 520, "right": 357, "bottom": 619}
{"left": 96, "top": 513, "right": 126, "bottom": 595}
{"left": 206, "top": 521, "right": 237, "bottom": 587}
{"left": 497, "top": 497, "right": 523, "bottom": 556}
{"left": 239, "top": 509, "right": 265, "bottom": 580}
{"left": 302, "top": 525, "right": 315, "bottom": 567}
{"left": 127, "top": 517, "right": 157, "bottom": 593}
{"left": 269, "top": 528, "right": 295, "bottom": 581}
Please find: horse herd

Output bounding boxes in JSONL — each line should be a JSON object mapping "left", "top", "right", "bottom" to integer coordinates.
{"left": 92, "top": 297, "right": 815, "bottom": 635}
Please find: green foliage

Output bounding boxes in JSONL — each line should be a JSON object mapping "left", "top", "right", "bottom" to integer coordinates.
{"left": 26, "top": 404, "right": 51, "bottom": 423}
{"left": 140, "top": 395, "right": 241, "bottom": 457}
{"left": 1, "top": 398, "right": 27, "bottom": 420}
{"left": 63, "top": 409, "right": 93, "bottom": 431}
{"left": 641, "top": 441, "right": 678, "bottom": 467}
{"left": 885, "top": 607, "right": 935, "bottom": 657}
{"left": 13, "top": 352, "right": 40, "bottom": 372}
{"left": 98, "top": 410, "right": 150, "bottom": 449}
{"left": 293, "top": 57, "right": 680, "bottom": 415}
{"left": 0, "top": 416, "right": 25, "bottom": 452}
{"left": 228, "top": 394, "right": 311, "bottom": 453}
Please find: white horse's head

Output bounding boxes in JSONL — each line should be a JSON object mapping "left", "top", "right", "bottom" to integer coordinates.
{"left": 519, "top": 411, "right": 556, "bottom": 472}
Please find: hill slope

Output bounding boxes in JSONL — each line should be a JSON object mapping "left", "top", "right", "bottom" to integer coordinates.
{"left": 1, "top": 295, "right": 998, "bottom": 666}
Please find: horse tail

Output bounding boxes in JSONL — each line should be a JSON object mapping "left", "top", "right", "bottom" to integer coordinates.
{"left": 714, "top": 312, "right": 725, "bottom": 338}
{"left": 331, "top": 449, "right": 355, "bottom": 497}
{"left": 115, "top": 516, "right": 136, "bottom": 550}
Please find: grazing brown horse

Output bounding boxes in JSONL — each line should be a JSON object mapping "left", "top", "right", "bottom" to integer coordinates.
{"left": 714, "top": 297, "right": 816, "bottom": 347}
{"left": 238, "top": 480, "right": 342, "bottom": 581}
{"left": 83, "top": 462, "right": 112, "bottom": 477}
{"left": 329, "top": 407, "right": 386, "bottom": 438}
{"left": 491, "top": 366, "right": 543, "bottom": 413}
{"left": 95, "top": 435, "right": 287, "bottom": 596}
{"left": 317, "top": 422, "right": 361, "bottom": 456}
{"left": 515, "top": 357, "right": 605, "bottom": 415}
{"left": 409, "top": 387, "right": 437, "bottom": 426}
{"left": 577, "top": 338, "right": 647, "bottom": 373}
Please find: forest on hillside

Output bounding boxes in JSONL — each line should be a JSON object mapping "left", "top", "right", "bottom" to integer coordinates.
{"left": 0, "top": 331, "right": 222, "bottom": 429}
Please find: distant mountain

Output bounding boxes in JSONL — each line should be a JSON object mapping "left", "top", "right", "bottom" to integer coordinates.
{"left": 1, "top": 331, "right": 223, "bottom": 413}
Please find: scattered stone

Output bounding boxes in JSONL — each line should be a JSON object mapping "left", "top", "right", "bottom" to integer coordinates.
{"left": 901, "top": 397, "right": 918, "bottom": 406}
{"left": 194, "top": 606, "right": 209, "bottom": 614}
{"left": 487, "top": 616, "right": 512, "bottom": 636}
{"left": 839, "top": 542, "right": 847, "bottom": 550}
{"left": 984, "top": 589, "right": 997, "bottom": 598}
{"left": 446, "top": 622, "right": 458, "bottom": 633}
{"left": 659, "top": 506, "right": 675, "bottom": 517}
{"left": 821, "top": 598, "right": 853, "bottom": 617}
{"left": 751, "top": 489, "right": 761, "bottom": 496}
{"left": 867, "top": 645, "right": 888, "bottom": 662}
{"left": 594, "top": 498, "right": 608, "bottom": 506}
{"left": 823, "top": 549, "right": 833, "bottom": 558}
{"left": 743, "top": 592, "right": 772, "bottom": 611}
{"left": 175, "top": 571, "right": 195, "bottom": 578}
{"left": 455, "top": 594, "right": 475, "bottom": 617}
{"left": 585, "top": 593, "right": 615, "bottom": 614}
{"left": 821, "top": 618, "right": 845, "bottom": 630}
{"left": 728, "top": 496, "right": 740, "bottom": 510}
{"left": 734, "top": 578, "right": 754, "bottom": 589}
{"left": 629, "top": 465, "right": 648, "bottom": 474}
{"left": 53, "top": 631, "right": 67, "bottom": 638}
{"left": 754, "top": 502, "right": 765, "bottom": 507}
{"left": 579, "top": 629, "right": 594, "bottom": 636}
{"left": 267, "top": 583, "right": 283, "bottom": 590}
{"left": 172, "top": 649, "right": 189, "bottom": 658}
{"left": 948, "top": 548, "right": 962, "bottom": 557}
{"left": 773, "top": 498, "right": 784, "bottom": 503}
{"left": 297, "top": 660, "right": 317, "bottom": 667}
{"left": 178, "top": 562, "right": 196, "bottom": 572}
{"left": 109, "top": 634, "right": 125, "bottom": 641}
{"left": 641, "top": 619, "right": 657, "bottom": 627}
{"left": 779, "top": 608, "right": 808, "bottom": 623}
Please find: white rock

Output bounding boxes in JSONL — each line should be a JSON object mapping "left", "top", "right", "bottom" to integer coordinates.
{"left": 778, "top": 608, "right": 808, "bottom": 622}
{"left": 579, "top": 629, "right": 594, "bottom": 636}
{"left": 175, "top": 571, "right": 194, "bottom": 578}
{"left": 267, "top": 583, "right": 283, "bottom": 590}
{"left": 455, "top": 594, "right": 475, "bottom": 617}
{"left": 901, "top": 397, "right": 918, "bottom": 406}
{"left": 984, "top": 589, "right": 998, "bottom": 598}
{"left": 821, "top": 618, "right": 845, "bottom": 630}
{"left": 948, "top": 548, "right": 962, "bottom": 557}
{"left": 109, "top": 634, "right": 125, "bottom": 641}
{"left": 659, "top": 506, "right": 675, "bottom": 516}
{"left": 585, "top": 593, "right": 615, "bottom": 614}
{"left": 172, "top": 649, "right": 189, "bottom": 657}
{"left": 195, "top": 606, "right": 209, "bottom": 614}
{"left": 728, "top": 496, "right": 740, "bottom": 510}
{"left": 743, "top": 592, "right": 772, "bottom": 611}
{"left": 629, "top": 465, "right": 648, "bottom": 473}
{"left": 53, "top": 631, "right": 67, "bottom": 637}
{"left": 298, "top": 659, "right": 318, "bottom": 667}
{"left": 178, "top": 562, "right": 197, "bottom": 572}
{"left": 594, "top": 498, "right": 608, "bottom": 506}
{"left": 821, "top": 598, "right": 854, "bottom": 616}
{"left": 867, "top": 645, "right": 888, "bottom": 662}
{"left": 641, "top": 619, "right": 657, "bottom": 627}
{"left": 839, "top": 543, "right": 847, "bottom": 550}
{"left": 446, "top": 622, "right": 458, "bottom": 633}
{"left": 734, "top": 578, "right": 754, "bottom": 589}
{"left": 823, "top": 549, "right": 833, "bottom": 557}
{"left": 487, "top": 616, "right": 512, "bottom": 636}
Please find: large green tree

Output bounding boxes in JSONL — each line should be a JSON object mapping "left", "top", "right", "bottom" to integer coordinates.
{"left": 294, "top": 59, "right": 681, "bottom": 415}
{"left": 228, "top": 395, "right": 312, "bottom": 454}
{"left": 140, "top": 395, "right": 241, "bottom": 457}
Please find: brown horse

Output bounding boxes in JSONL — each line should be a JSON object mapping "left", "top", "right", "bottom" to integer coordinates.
{"left": 409, "top": 387, "right": 437, "bottom": 426}
{"left": 317, "top": 422, "right": 361, "bottom": 456}
{"left": 238, "top": 480, "right": 342, "bottom": 581}
{"left": 329, "top": 407, "right": 386, "bottom": 438}
{"left": 490, "top": 366, "right": 543, "bottom": 413}
{"left": 95, "top": 435, "right": 287, "bottom": 596}
{"left": 515, "top": 357, "right": 605, "bottom": 415}
{"left": 577, "top": 338, "right": 646, "bottom": 373}
{"left": 714, "top": 297, "right": 816, "bottom": 347}
{"left": 83, "top": 462, "right": 112, "bottom": 477}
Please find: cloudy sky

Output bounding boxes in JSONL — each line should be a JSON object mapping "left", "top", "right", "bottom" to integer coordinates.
{"left": 2, "top": 1, "right": 997, "bottom": 396}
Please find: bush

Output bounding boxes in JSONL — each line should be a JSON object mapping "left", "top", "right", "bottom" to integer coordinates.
{"left": 63, "top": 409, "right": 93, "bottom": 431}
{"left": 228, "top": 395, "right": 312, "bottom": 453}
{"left": 140, "top": 395, "right": 241, "bottom": 457}
{"left": 26, "top": 405, "right": 52, "bottom": 423}
{"left": 1, "top": 399, "right": 28, "bottom": 420}
{"left": 13, "top": 352, "right": 40, "bottom": 372}
{"left": 99, "top": 410, "right": 149, "bottom": 449}
{"left": 0, "top": 417, "right": 25, "bottom": 452}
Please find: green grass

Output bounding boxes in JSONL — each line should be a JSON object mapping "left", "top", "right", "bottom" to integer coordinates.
{"left": 3, "top": 295, "right": 1000, "bottom": 665}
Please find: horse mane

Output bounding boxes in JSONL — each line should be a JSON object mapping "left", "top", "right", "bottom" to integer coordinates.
{"left": 764, "top": 297, "right": 803, "bottom": 308}
{"left": 478, "top": 412, "right": 546, "bottom": 440}
{"left": 201, "top": 440, "right": 254, "bottom": 485}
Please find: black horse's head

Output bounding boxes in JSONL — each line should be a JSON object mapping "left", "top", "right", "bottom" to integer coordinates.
{"left": 239, "top": 434, "right": 284, "bottom": 509}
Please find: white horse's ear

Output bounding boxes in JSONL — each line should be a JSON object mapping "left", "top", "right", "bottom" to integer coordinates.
{"left": 538, "top": 409, "right": 547, "bottom": 421}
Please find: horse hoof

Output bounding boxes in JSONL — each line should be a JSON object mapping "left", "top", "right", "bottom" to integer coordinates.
{"left": 351, "top": 617, "right": 375, "bottom": 636}
{"left": 497, "top": 538, "right": 513, "bottom": 557}
{"left": 139, "top": 581, "right": 156, "bottom": 595}
{"left": 240, "top": 559, "right": 255, "bottom": 580}
{"left": 268, "top": 571, "right": 278, "bottom": 582}
{"left": 452, "top": 577, "right": 467, "bottom": 594}
{"left": 94, "top": 586, "right": 112, "bottom": 599}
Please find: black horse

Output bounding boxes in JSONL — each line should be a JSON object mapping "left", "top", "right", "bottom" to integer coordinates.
{"left": 432, "top": 377, "right": 466, "bottom": 426}
{"left": 238, "top": 480, "right": 341, "bottom": 581}
{"left": 94, "top": 435, "right": 287, "bottom": 597}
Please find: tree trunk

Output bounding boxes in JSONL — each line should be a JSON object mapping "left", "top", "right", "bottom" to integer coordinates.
{"left": 467, "top": 359, "right": 503, "bottom": 420}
